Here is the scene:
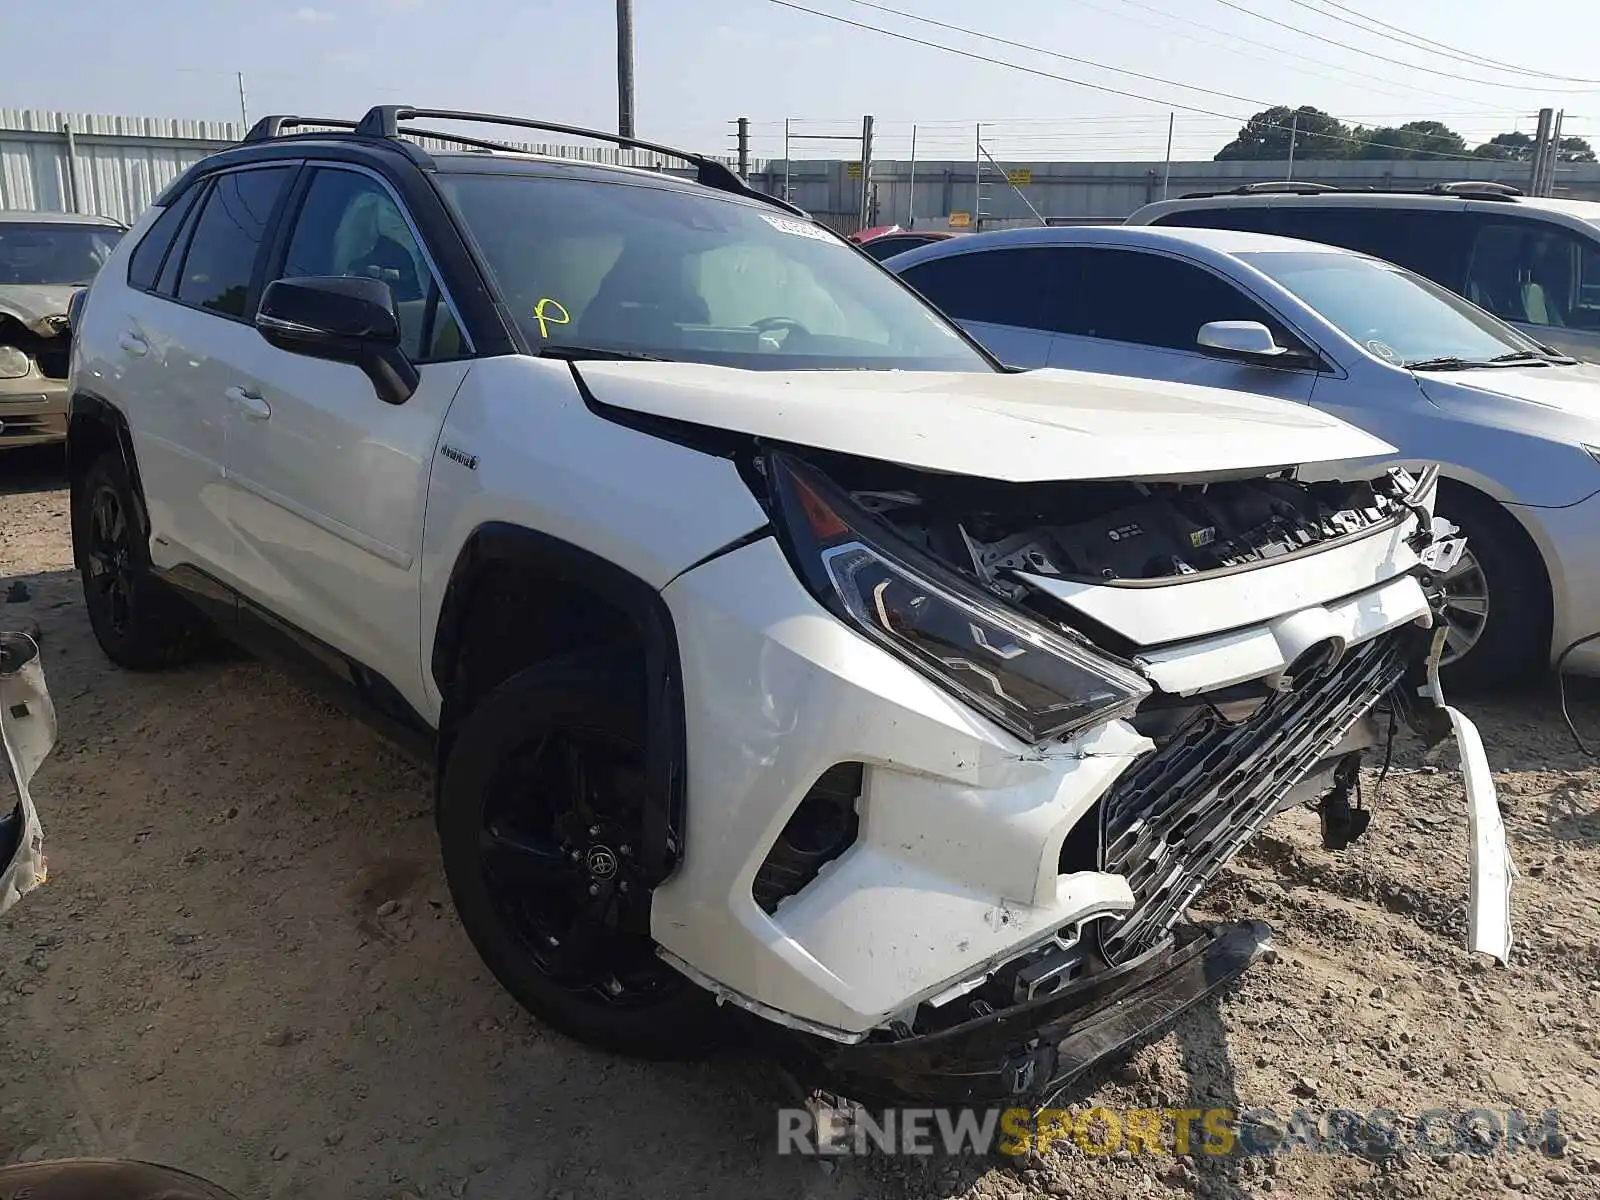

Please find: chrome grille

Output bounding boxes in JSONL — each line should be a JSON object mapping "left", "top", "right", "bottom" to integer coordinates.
{"left": 1097, "top": 632, "right": 1408, "bottom": 964}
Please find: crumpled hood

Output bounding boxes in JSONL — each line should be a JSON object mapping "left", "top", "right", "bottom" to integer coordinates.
{"left": 576, "top": 362, "right": 1394, "bottom": 483}
{"left": 0, "top": 284, "right": 75, "bottom": 335}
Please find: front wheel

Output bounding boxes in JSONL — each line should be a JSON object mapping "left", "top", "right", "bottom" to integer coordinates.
{"left": 437, "top": 655, "right": 724, "bottom": 1059}
{"left": 1433, "top": 487, "right": 1550, "bottom": 690}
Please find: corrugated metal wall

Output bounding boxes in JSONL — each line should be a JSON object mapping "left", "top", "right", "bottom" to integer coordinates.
{"left": 8, "top": 108, "right": 1600, "bottom": 232}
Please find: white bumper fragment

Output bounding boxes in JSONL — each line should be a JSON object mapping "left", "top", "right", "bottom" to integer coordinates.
{"left": 1419, "top": 624, "right": 1514, "bottom": 965}
{"left": 1, "top": 632, "right": 53, "bottom": 918}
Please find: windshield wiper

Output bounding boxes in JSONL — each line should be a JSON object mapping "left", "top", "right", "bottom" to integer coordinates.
{"left": 1403, "top": 356, "right": 1485, "bottom": 370}
{"left": 536, "top": 345, "right": 673, "bottom": 363}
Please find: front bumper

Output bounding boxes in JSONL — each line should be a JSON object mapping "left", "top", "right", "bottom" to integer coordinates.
{"left": 1, "top": 631, "right": 54, "bottom": 916}
{"left": 0, "top": 375, "right": 68, "bottom": 448}
{"left": 653, "top": 522, "right": 1507, "bottom": 1041}
{"left": 807, "top": 920, "right": 1273, "bottom": 1108}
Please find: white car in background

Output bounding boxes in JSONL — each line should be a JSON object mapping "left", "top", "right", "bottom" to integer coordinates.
{"left": 887, "top": 225, "right": 1600, "bottom": 687}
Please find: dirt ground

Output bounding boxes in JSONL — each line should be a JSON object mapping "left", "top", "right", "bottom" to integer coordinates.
{"left": 2, "top": 443, "right": 1598, "bottom": 1200}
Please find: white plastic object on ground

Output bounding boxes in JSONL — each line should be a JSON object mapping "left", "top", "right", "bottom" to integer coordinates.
{"left": 1, "top": 632, "right": 54, "bottom": 917}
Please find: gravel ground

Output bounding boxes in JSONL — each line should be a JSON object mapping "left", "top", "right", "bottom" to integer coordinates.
{"left": 3, "top": 444, "right": 1598, "bottom": 1200}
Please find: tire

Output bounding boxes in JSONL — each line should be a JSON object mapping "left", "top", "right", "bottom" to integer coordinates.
{"left": 1433, "top": 485, "right": 1550, "bottom": 690}
{"left": 73, "top": 450, "right": 209, "bottom": 671}
{"left": 437, "top": 654, "right": 724, "bottom": 1060}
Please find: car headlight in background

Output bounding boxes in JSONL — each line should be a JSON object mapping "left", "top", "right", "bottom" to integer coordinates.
{"left": 767, "top": 452, "right": 1151, "bottom": 743}
{"left": 0, "top": 346, "right": 32, "bottom": 379}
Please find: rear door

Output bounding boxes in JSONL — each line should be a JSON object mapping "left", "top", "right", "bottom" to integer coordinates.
{"left": 221, "top": 163, "right": 472, "bottom": 699}
{"left": 113, "top": 165, "right": 299, "bottom": 580}
{"left": 892, "top": 247, "right": 1063, "bottom": 367}
{"left": 1043, "top": 246, "right": 1319, "bottom": 403}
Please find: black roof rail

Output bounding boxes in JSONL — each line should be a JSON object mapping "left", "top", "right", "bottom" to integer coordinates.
{"left": 242, "top": 115, "right": 360, "bottom": 143}
{"left": 1423, "top": 180, "right": 1523, "bottom": 199}
{"left": 351, "top": 105, "right": 809, "bottom": 217}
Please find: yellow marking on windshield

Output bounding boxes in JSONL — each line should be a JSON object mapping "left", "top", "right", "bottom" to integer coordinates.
{"left": 532, "top": 297, "right": 571, "bottom": 338}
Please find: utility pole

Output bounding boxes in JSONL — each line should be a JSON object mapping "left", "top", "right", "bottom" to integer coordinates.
{"left": 736, "top": 117, "right": 750, "bottom": 177}
{"left": 616, "top": 0, "right": 635, "bottom": 138}
{"left": 1545, "top": 109, "right": 1566, "bottom": 195}
{"left": 236, "top": 72, "right": 249, "bottom": 132}
{"left": 906, "top": 123, "right": 918, "bottom": 228}
{"left": 783, "top": 118, "right": 792, "bottom": 201}
{"left": 857, "top": 114, "right": 875, "bottom": 231}
{"left": 1530, "top": 108, "right": 1554, "bottom": 197}
{"left": 1161, "top": 112, "right": 1175, "bottom": 200}
{"left": 974, "top": 122, "right": 983, "bottom": 227}
{"left": 1286, "top": 111, "right": 1299, "bottom": 180}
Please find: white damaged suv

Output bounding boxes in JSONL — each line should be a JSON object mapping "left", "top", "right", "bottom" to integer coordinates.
{"left": 65, "top": 107, "right": 1510, "bottom": 1106}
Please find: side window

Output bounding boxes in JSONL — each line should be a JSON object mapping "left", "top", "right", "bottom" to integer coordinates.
{"left": 1271, "top": 207, "right": 1468, "bottom": 285}
{"left": 175, "top": 167, "right": 294, "bottom": 319}
{"left": 278, "top": 167, "right": 461, "bottom": 360}
{"left": 127, "top": 185, "right": 200, "bottom": 292}
{"left": 1152, "top": 206, "right": 1282, "bottom": 235}
{"left": 1465, "top": 220, "right": 1600, "bottom": 332}
{"left": 896, "top": 248, "right": 1061, "bottom": 330}
{"left": 1064, "top": 248, "right": 1294, "bottom": 352}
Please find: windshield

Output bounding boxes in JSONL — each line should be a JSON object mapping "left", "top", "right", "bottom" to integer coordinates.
{"left": 0, "top": 223, "right": 122, "bottom": 287}
{"left": 437, "top": 172, "right": 992, "bottom": 371}
{"left": 1236, "top": 249, "right": 1547, "bottom": 367}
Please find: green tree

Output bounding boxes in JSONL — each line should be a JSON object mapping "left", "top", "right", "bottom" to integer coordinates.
{"left": 1214, "top": 106, "right": 1353, "bottom": 161}
{"left": 1472, "top": 131, "right": 1595, "bottom": 162}
{"left": 1353, "top": 120, "right": 1468, "bottom": 160}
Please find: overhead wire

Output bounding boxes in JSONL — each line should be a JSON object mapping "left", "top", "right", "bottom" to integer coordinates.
{"left": 1203, "top": 0, "right": 1600, "bottom": 93}
{"left": 1273, "top": 0, "right": 1600, "bottom": 85}
{"left": 768, "top": 0, "right": 1506, "bottom": 161}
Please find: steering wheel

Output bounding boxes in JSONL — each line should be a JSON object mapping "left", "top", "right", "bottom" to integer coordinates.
{"left": 750, "top": 316, "right": 812, "bottom": 338}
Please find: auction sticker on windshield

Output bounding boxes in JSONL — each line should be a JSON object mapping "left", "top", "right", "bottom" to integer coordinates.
{"left": 762, "top": 214, "right": 841, "bottom": 244}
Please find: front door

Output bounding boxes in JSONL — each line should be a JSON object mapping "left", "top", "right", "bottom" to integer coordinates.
{"left": 221, "top": 165, "right": 472, "bottom": 709}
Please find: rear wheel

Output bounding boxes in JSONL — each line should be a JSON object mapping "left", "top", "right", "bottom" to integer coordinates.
{"left": 437, "top": 655, "right": 723, "bottom": 1059}
{"left": 74, "top": 451, "right": 209, "bottom": 671}
{"left": 1433, "top": 486, "right": 1550, "bottom": 689}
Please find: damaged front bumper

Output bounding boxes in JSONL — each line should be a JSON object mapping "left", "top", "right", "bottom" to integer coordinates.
{"left": 1, "top": 631, "right": 54, "bottom": 917}
{"left": 808, "top": 920, "right": 1273, "bottom": 1108}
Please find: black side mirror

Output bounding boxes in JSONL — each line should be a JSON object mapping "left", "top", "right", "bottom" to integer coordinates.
{"left": 255, "top": 276, "right": 420, "bottom": 405}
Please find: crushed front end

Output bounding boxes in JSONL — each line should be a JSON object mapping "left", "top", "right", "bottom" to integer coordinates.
{"left": 652, "top": 449, "right": 1511, "bottom": 1107}
{"left": 0, "top": 309, "right": 71, "bottom": 449}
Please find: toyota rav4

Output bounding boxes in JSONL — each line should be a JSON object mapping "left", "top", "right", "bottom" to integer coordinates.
{"left": 65, "top": 107, "right": 1511, "bottom": 1107}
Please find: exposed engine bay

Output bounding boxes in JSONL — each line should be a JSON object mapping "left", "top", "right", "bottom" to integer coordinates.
{"left": 841, "top": 465, "right": 1421, "bottom": 591}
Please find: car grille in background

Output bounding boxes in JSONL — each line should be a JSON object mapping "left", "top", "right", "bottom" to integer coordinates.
{"left": 1097, "top": 631, "right": 1408, "bottom": 965}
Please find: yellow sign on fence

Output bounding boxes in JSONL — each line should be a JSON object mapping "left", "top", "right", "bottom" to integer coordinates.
{"left": 1006, "top": 169, "right": 1033, "bottom": 185}
{"left": 846, "top": 162, "right": 862, "bottom": 179}
{"left": 948, "top": 211, "right": 972, "bottom": 228}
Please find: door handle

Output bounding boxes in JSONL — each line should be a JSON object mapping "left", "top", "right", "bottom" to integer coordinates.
{"left": 225, "top": 385, "right": 272, "bottom": 420}
{"left": 117, "top": 331, "right": 148, "bottom": 357}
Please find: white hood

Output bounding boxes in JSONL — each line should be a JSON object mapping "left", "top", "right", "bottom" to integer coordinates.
{"left": 576, "top": 363, "right": 1394, "bottom": 483}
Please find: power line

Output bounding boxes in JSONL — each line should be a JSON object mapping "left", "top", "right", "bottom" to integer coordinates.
{"left": 1274, "top": 0, "right": 1600, "bottom": 84}
{"left": 769, "top": 1, "right": 1500, "bottom": 161}
{"left": 1094, "top": 0, "right": 1501, "bottom": 112}
{"left": 1204, "top": 0, "right": 1600, "bottom": 93}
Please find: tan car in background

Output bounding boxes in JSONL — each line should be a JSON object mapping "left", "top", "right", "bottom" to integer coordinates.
{"left": 1, "top": 210, "right": 125, "bottom": 450}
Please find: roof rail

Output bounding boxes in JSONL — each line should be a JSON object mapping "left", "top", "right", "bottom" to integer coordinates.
{"left": 1424, "top": 180, "right": 1523, "bottom": 199}
{"left": 242, "top": 116, "right": 360, "bottom": 143}
{"left": 350, "top": 106, "right": 808, "bottom": 216}
{"left": 1232, "top": 180, "right": 1341, "bottom": 195}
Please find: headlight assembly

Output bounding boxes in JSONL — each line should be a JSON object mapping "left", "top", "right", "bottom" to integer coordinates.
{"left": 0, "top": 346, "right": 32, "bottom": 379}
{"left": 767, "top": 453, "right": 1151, "bottom": 743}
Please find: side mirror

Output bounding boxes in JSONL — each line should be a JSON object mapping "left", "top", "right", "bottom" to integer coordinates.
{"left": 1196, "top": 320, "right": 1293, "bottom": 362}
{"left": 255, "top": 276, "right": 419, "bottom": 405}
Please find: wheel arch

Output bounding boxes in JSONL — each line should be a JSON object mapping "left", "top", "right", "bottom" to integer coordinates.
{"left": 430, "top": 522, "right": 688, "bottom": 886}
{"left": 1435, "top": 472, "right": 1556, "bottom": 657}
{"left": 66, "top": 391, "right": 147, "bottom": 571}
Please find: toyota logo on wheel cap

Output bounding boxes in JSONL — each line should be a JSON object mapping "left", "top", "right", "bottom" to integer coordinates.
{"left": 586, "top": 846, "right": 619, "bottom": 879}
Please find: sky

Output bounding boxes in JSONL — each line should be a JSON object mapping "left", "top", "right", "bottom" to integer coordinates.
{"left": 5, "top": 0, "right": 1600, "bottom": 164}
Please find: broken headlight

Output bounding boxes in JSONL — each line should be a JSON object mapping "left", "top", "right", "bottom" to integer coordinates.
{"left": 767, "top": 453, "right": 1151, "bottom": 743}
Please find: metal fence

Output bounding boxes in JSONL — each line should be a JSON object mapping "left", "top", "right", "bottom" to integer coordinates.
{"left": 8, "top": 108, "right": 1600, "bottom": 233}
